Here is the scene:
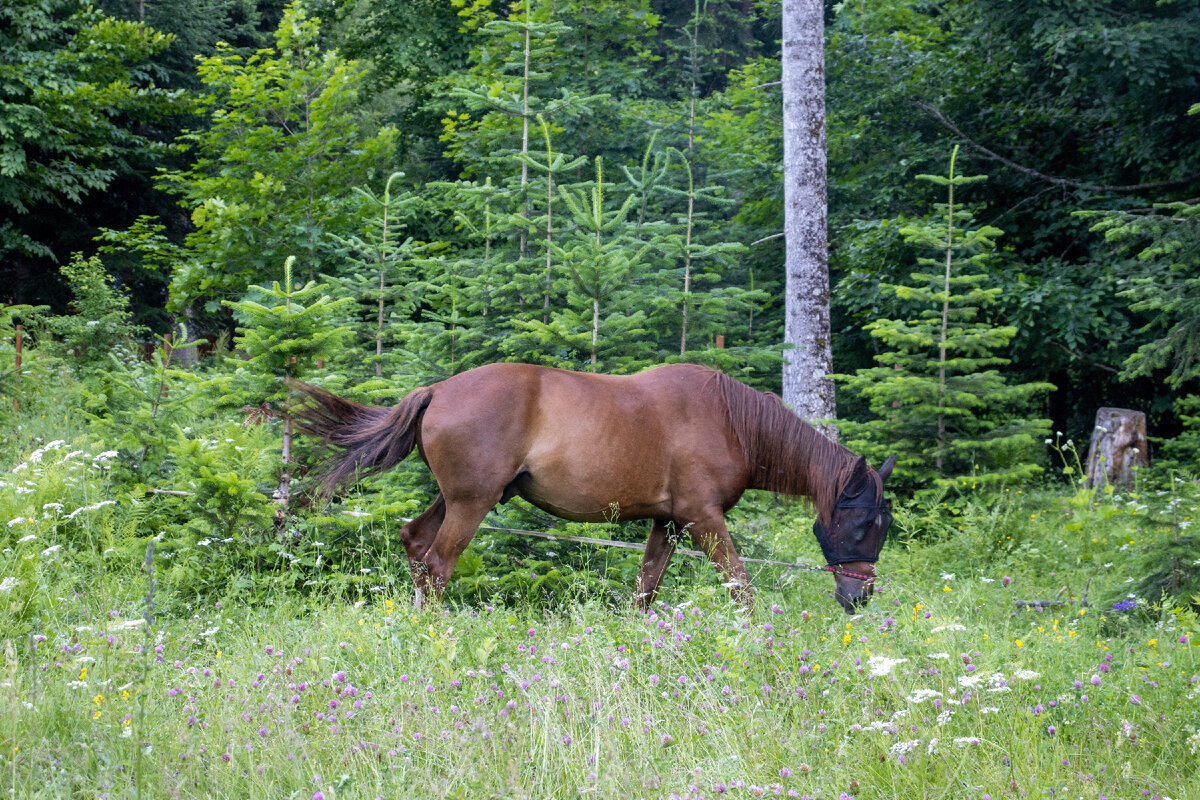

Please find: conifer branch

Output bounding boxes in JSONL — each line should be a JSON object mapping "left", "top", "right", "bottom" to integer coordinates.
{"left": 917, "top": 101, "right": 1200, "bottom": 194}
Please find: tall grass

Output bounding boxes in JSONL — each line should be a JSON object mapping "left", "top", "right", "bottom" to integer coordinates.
{"left": 1, "top": 413, "right": 1197, "bottom": 799}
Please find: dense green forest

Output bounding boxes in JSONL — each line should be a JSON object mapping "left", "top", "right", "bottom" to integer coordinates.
{"left": 3, "top": 0, "right": 1199, "bottom": 497}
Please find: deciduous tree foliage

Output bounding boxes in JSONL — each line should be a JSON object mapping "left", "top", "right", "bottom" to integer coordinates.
{"left": 156, "top": 2, "right": 397, "bottom": 322}
{"left": 0, "top": 0, "right": 178, "bottom": 305}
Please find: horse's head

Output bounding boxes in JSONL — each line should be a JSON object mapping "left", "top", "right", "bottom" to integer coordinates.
{"left": 814, "top": 454, "right": 896, "bottom": 614}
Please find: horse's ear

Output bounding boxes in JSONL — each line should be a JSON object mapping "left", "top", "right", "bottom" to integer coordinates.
{"left": 843, "top": 456, "right": 871, "bottom": 496}
{"left": 878, "top": 454, "right": 897, "bottom": 484}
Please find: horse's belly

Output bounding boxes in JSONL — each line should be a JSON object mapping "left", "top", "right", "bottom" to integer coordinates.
{"left": 512, "top": 469, "right": 670, "bottom": 523}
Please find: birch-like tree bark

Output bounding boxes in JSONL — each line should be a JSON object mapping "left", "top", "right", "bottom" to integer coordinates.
{"left": 781, "top": 0, "right": 837, "bottom": 437}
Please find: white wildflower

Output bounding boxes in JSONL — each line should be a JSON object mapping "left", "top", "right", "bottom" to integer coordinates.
{"left": 953, "top": 737, "right": 980, "bottom": 747}
{"left": 28, "top": 441, "right": 66, "bottom": 463}
{"left": 940, "top": 572, "right": 955, "bottom": 581}
{"left": 905, "top": 688, "right": 943, "bottom": 703}
{"left": 867, "top": 655, "right": 908, "bottom": 676}
{"left": 65, "top": 500, "right": 117, "bottom": 520}
{"left": 0, "top": 577, "right": 18, "bottom": 593}
{"left": 108, "top": 619, "right": 144, "bottom": 631}
{"left": 957, "top": 675, "right": 983, "bottom": 688}
{"left": 926, "top": 653, "right": 950, "bottom": 660}
{"left": 1012, "top": 669, "right": 1040, "bottom": 681}
{"left": 41, "top": 544, "right": 62, "bottom": 556}
{"left": 889, "top": 739, "right": 920, "bottom": 755}
{"left": 926, "top": 738, "right": 939, "bottom": 755}
{"left": 936, "top": 709, "right": 955, "bottom": 726}
{"left": 7, "top": 517, "right": 27, "bottom": 527}
{"left": 16, "top": 534, "right": 37, "bottom": 543}
{"left": 931, "top": 624, "right": 967, "bottom": 633}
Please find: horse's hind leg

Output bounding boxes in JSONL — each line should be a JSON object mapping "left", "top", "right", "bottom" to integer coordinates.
{"left": 634, "top": 519, "right": 678, "bottom": 612}
{"left": 685, "top": 511, "right": 754, "bottom": 609}
{"left": 399, "top": 494, "right": 446, "bottom": 608}
{"left": 414, "top": 496, "right": 495, "bottom": 605}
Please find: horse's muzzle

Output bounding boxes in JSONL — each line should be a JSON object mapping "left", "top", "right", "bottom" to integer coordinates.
{"left": 832, "top": 565, "right": 875, "bottom": 614}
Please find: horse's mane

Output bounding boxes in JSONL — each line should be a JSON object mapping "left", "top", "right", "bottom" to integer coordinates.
{"left": 702, "top": 369, "right": 879, "bottom": 525}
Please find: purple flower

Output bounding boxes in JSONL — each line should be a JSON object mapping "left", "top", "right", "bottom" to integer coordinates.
{"left": 1091, "top": 675, "right": 1101, "bottom": 686}
{"left": 779, "top": 767, "right": 792, "bottom": 778}
{"left": 1001, "top": 575, "right": 1011, "bottom": 587}
{"left": 1129, "top": 694, "right": 1141, "bottom": 705}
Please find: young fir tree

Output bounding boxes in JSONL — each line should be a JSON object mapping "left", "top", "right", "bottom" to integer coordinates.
{"left": 220, "top": 257, "right": 353, "bottom": 510}
{"left": 398, "top": 177, "right": 510, "bottom": 382}
{"left": 327, "top": 172, "right": 423, "bottom": 393}
{"left": 510, "top": 157, "right": 653, "bottom": 372}
{"left": 834, "top": 148, "right": 1053, "bottom": 494}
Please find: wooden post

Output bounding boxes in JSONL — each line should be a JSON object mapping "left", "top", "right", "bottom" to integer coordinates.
{"left": 715, "top": 334, "right": 725, "bottom": 349}
{"left": 13, "top": 324, "right": 22, "bottom": 412}
{"left": 161, "top": 334, "right": 173, "bottom": 399}
{"left": 1085, "top": 407, "right": 1150, "bottom": 489}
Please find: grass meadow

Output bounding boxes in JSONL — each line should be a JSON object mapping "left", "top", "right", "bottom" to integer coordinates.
{"left": 1, "top": 436, "right": 1198, "bottom": 800}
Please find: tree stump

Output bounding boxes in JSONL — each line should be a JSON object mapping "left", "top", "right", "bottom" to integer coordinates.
{"left": 1085, "top": 407, "right": 1150, "bottom": 489}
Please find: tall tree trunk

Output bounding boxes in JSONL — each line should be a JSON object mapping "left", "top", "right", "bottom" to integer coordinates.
{"left": 518, "top": 7, "right": 531, "bottom": 261}
{"left": 781, "top": 0, "right": 836, "bottom": 438}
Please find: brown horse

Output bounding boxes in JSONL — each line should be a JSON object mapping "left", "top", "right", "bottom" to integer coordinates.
{"left": 290, "top": 363, "right": 895, "bottom": 613}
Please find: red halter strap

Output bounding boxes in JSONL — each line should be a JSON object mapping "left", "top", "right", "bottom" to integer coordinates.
{"left": 820, "top": 564, "right": 877, "bottom": 582}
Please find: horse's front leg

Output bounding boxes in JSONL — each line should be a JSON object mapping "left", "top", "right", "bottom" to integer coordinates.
{"left": 685, "top": 510, "right": 754, "bottom": 610}
{"left": 634, "top": 519, "right": 679, "bottom": 612}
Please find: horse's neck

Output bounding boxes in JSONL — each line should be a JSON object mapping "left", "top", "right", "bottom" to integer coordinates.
{"left": 745, "top": 410, "right": 848, "bottom": 502}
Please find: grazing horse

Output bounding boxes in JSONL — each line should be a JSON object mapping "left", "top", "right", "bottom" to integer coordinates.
{"left": 290, "top": 363, "right": 895, "bottom": 613}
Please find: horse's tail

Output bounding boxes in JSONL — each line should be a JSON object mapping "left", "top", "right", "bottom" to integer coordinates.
{"left": 287, "top": 379, "right": 434, "bottom": 498}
